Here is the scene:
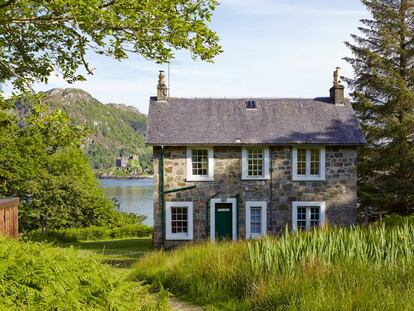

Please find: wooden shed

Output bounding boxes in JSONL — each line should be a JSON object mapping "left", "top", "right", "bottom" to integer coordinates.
{"left": 0, "top": 198, "right": 19, "bottom": 238}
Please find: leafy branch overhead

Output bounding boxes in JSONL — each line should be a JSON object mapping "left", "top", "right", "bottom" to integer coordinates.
{"left": 0, "top": 0, "right": 222, "bottom": 90}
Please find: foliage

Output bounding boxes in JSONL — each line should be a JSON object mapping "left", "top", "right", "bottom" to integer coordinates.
{"left": 0, "top": 237, "right": 167, "bottom": 310}
{"left": 0, "top": 94, "right": 138, "bottom": 232}
{"left": 0, "top": 0, "right": 221, "bottom": 92}
{"left": 383, "top": 213, "right": 414, "bottom": 227}
{"left": 28, "top": 224, "right": 153, "bottom": 243}
{"left": 344, "top": 0, "right": 414, "bottom": 213}
{"left": 42, "top": 88, "right": 152, "bottom": 172}
{"left": 134, "top": 224, "right": 414, "bottom": 310}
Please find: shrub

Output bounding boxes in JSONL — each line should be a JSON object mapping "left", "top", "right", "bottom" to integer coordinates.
{"left": 0, "top": 238, "right": 167, "bottom": 310}
{"left": 383, "top": 213, "right": 414, "bottom": 227}
{"left": 133, "top": 224, "right": 414, "bottom": 310}
{"left": 111, "top": 224, "right": 153, "bottom": 239}
{"left": 28, "top": 224, "right": 153, "bottom": 243}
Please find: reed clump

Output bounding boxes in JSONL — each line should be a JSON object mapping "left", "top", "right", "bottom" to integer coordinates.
{"left": 134, "top": 223, "right": 414, "bottom": 310}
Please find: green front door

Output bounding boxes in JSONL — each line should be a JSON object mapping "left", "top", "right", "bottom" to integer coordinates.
{"left": 215, "top": 203, "right": 232, "bottom": 240}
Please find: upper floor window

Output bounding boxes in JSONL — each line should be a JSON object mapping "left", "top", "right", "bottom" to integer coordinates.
{"left": 292, "top": 146, "right": 325, "bottom": 181}
{"left": 242, "top": 147, "right": 270, "bottom": 180}
{"left": 186, "top": 147, "right": 214, "bottom": 181}
{"left": 292, "top": 201, "right": 325, "bottom": 231}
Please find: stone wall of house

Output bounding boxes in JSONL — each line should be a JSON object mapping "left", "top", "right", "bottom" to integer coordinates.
{"left": 152, "top": 146, "right": 357, "bottom": 248}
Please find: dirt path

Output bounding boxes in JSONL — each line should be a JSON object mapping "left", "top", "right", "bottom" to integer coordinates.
{"left": 168, "top": 297, "right": 205, "bottom": 311}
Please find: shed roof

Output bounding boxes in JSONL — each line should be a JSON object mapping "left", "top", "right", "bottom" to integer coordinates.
{"left": 146, "top": 97, "right": 366, "bottom": 146}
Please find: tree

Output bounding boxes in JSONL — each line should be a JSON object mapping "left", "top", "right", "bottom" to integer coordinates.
{"left": 0, "top": 0, "right": 221, "bottom": 91}
{"left": 345, "top": 0, "right": 414, "bottom": 214}
{"left": 0, "top": 94, "right": 140, "bottom": 232}
{"left": 0, "top": 0, "right": 221, "bottom": 231}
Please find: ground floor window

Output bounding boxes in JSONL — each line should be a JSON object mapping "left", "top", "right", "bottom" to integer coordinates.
{"left": 245, "top": 201, "right": 267, "bottom": 239}
{"left": 165, "top": 202, "right": 193, "bottom": 240}
{"left": 292, "top": 201, "right": 325, "bottom": 231}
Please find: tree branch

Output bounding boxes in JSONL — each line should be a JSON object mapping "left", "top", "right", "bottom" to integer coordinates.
{"left": 0, "top": 16, "right": 73, "bottom": 25}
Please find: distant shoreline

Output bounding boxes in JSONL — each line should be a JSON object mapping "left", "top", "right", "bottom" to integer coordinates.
{"left": 98, "top": 175, "right": 153, "bottom": 180}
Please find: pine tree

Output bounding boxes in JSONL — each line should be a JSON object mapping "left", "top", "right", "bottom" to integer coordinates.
{"left": 345, "top": 0, "right": 414, "bottom": 214}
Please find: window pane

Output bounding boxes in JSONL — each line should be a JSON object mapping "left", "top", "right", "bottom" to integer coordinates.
{"left": 296, "top": 206, "right": 320, "bottom": 230}
{"left": 248, "top": 149, "right": 264, "bottom": 176}
{"left": 310, "top": 206, "right": 320, "bottom": 228}
{"left": 250, "top": 207, "right": 262, "bottom": 234}
{"left": 297, "top": 206, "right": 307, "bottom": 230}
{"left": 192, "top": 149, "right": 208, "bottom": 176}
{"left": 297, "top": 149, "right": 306, "bottom": 175}
{"left": 171, "top": 207, "right": 188, "bottom": 233}
{"left": 310, "top": 149, "right": 320, "bottom": 175}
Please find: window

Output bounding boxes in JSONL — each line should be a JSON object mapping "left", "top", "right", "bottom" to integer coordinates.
{"left": 246, "top": 201, "right": 267, "bottom": 239}
{"left": 242, "top": 147, "right": 270, "bottom": 180}
{"left": 292, "top": 146, "right": 325, "bottom": 181}
{"left": 292, "top": 201, "right": 325, "bottom": 231}
{"left": 186, "top": 147, "right": 214, "bottom": 181}
{"left": 246, "top": 100, "right": 257, "bottom": 109}
{"left": 166, "top": 202, "right": 193, "bottom": 240}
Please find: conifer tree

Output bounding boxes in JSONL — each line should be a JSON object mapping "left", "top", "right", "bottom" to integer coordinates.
{"left": 345, "top": 0, "right": 414, "bottom": 214}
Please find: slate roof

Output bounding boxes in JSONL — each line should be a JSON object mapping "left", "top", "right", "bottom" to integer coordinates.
{"left": 146, "top": 97, "right": 366, "bottom": 146}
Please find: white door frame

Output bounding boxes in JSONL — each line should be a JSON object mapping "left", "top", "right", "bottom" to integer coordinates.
{"left": 210, "top": 198, "right": 237, "bottom": 241}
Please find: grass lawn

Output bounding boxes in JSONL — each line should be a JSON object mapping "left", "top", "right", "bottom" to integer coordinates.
{"left": 60, "top": 237, "right": 153, "bottom": 268}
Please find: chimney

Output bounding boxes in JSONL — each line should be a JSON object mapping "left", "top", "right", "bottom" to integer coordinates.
{"left": 329, "top": 67, "right": 345, "bottom": 105}
{"left": 157, "top": 70, "right": 168, "bottom": 101}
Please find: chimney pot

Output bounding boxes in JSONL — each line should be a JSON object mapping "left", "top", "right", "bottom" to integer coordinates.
{"left": 329, "top": 67, "right": 345, "bottom": 105}
{"left": 157, "top": 70, "right": 168, "bottom": 101}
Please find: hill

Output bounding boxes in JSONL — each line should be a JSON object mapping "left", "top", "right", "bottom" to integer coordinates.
{"left": 43, "top": 88, "right": 152, "bottom": 174}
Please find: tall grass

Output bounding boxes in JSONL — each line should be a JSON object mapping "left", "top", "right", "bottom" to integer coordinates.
{"left": 133, "top": 224, "right": 414, "bottom": 310}
{"left": 0, "top": 238, "right": 167, "bottom": 310}
{"left": 248, "top": 224, "right": 414, "bottom": 276}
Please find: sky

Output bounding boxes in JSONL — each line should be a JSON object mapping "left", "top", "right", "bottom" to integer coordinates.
{"left": 33, "top": 0, "right": 369, "bottom": 114}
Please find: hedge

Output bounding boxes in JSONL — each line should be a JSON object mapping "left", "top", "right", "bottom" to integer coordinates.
{"left": 28, "top": 224, "right": 153, "bottom": 242}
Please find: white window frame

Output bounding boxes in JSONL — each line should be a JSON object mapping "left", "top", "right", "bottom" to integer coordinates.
{"left": 245, "top": 201, "right": 267, "bottom": 239}
{"left": 165, "top": 202, "right": 193, "bottom": 240}
{"left": 242, "top": 146, "right": 270, "bottom": 180}
{"left": 186, "top": 147, "right": 214, "bottom": 182}
{"left": 210, "top": 198, "right": 237, "bottom": 241}
{"left": 292, "top": 201, "right": 325, "bottom": 231}
{"left": 292, "top": 146, "right": 325, "bottom": 181}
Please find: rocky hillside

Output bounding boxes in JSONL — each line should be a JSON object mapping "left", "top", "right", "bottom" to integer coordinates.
{"left": 43, "top": 88, "right": 152, "bottom": 173}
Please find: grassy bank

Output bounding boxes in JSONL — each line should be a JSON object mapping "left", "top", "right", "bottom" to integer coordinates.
{"left": 63, "top": 237, "right": 152, "bottom": 268}
{"left": 0, "top": 238, "right": 166, "bottom": 310}
{"left": 133, "top": 224, "right": 414, "bottom": 310}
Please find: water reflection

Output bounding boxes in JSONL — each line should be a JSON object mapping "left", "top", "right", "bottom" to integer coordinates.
{"left": 99, "top": 178, "right": 153, "bottom": 226}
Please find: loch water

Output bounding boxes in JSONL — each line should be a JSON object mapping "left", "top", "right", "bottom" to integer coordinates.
{"left": 99, "top": 178, "right": 153, "bottom": 226}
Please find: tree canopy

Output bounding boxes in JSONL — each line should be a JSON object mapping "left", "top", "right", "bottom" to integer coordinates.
{"left": 0, "top": 0, "right": 221, "bottom": 231}
{"left": 0, "top": 0, "right": 221, "bottom": 91}
{"left": 345, "top": 0, "right": 414, "bottom": 214}
{"left": 0, "top": 94, "right": 141, "bottom": 232}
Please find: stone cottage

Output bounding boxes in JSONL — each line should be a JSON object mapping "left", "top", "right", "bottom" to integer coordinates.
{"left": 146, "top": 68, "right": 366, "bottom": 248}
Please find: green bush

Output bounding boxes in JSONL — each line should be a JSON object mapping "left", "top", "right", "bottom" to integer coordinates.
{"left": 383, "top": 214, "right": 414, "bottom": 227}
{"left": 0, "top": 238, "right": 167, "bottom": 310}
{"left": 133, "top": 224, "right": 414, "bottom": 310}
{"left": 28, "top": 224, "right": 153, "bottom": 243}
{"left": 110, "top": 224, "right": 153, "bottom": 239}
